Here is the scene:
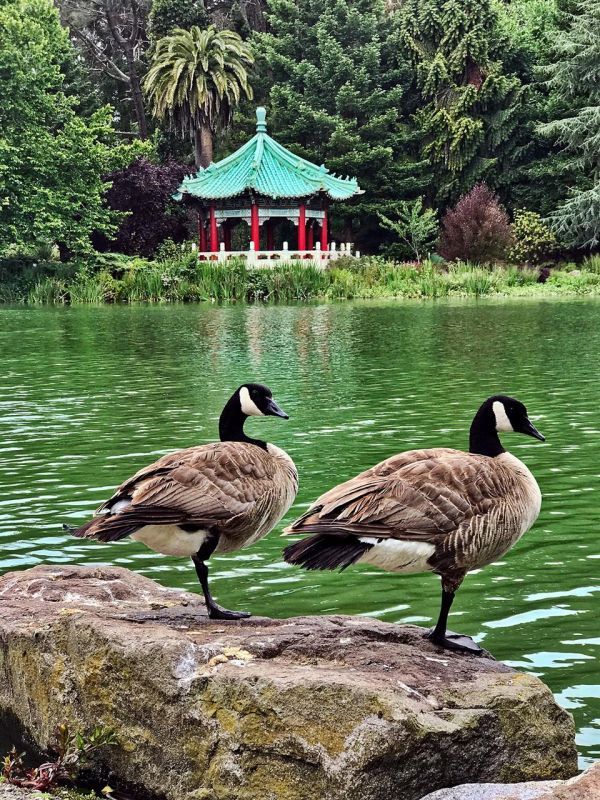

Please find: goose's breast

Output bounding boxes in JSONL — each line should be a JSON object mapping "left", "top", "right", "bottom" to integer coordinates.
{"left": 461, "top": 453, "right": 542, "bottom": 569}
{"left": 497, "top": 452, "right": 542, "bottom": 535}
{"left": 217, "top": 444, "right": 298, "bottom": 553}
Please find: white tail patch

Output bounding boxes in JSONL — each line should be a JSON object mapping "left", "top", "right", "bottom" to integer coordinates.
{"left": 358, "top": 538, "right": 435, "bottom": 574}
{"left": 493, "top": 400, "right": 513, "bottom": 432}
{"left": 131, "top": 525, "right": 208, "bottom": 557}
{"left": 239, "top": 386, "right": 264, "bottom": 417}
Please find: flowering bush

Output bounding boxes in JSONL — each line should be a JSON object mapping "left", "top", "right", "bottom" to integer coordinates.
{"left": 439, "top": 183, "right": 513, "bottom": 263}
{"left": 508, "top": 210, "right": 558, "bottom": 265}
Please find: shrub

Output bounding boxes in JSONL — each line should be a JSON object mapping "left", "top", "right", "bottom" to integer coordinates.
{"left": 439, "top": 183, "right": 513, "bottom": 263}
{"left": 377, "top": 198, "right": 438, "bottom": 261}
{"left": 508, "top": 210, "right": 558, "bottom": 265}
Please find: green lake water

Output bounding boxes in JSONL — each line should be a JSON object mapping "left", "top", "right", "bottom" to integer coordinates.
{"left": 0, "top": 299, "right": 598, "bottom": 767}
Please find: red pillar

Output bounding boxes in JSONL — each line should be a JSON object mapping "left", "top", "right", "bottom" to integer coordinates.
{"left": 198, "top": 214, "right": 207, "bottom": 252}
{"left": 320, "top": 207, "right": 328, "bottom": 251}
{"left": 307, "top": 221, "right": 314, "bottom": 250}
{"left": 209, "top": 205, "right": 218, "bottom": 252}
{"left": 266, "top": 220, "right": 274, "bottom": 250}
{"left": 298, "top": 204, "right": 306, "bottom": 250}
{"left": 223, "top": 222, "right": 232, "bottom": 252}
{"left": 251, "top": 201, "right": 260, "bottom": 250}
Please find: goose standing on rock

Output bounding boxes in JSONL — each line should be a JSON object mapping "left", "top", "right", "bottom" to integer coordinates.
{"left": 283, "top": 395, "right": 544, "bottom": 653}
{"left": 72, "top": 384, "right": 298, "bottom": 620}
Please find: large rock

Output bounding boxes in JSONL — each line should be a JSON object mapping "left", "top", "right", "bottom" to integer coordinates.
{"left": 0, "top": 566, "right": 577, "bottom": 800}
{"left": 420, "top": 762, "right": 600, "bottom": 800}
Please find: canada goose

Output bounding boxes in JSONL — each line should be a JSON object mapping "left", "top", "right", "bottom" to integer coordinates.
{"left": 72, "top": 384, "right": 298, "bottom": 620}
{"left": 283, "top": 395, "right": 544, "bottom": 654}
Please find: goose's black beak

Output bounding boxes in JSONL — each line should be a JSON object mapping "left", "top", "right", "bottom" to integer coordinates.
{"left": 520, "top": 417, "right": 545, "bottom": 442}
{"left": 264, "top": 398, "right": 289, "bottom": 419}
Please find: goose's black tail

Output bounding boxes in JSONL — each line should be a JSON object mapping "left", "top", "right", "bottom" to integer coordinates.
{"left": 283, "top": 533, "right": 372, "bottom": 571}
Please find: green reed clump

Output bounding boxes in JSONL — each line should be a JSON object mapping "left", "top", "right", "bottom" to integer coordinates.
{"left": 28, "top": 277, "right": 69, "bottom": 304}
{"left": 10, "top": 251, "right": 600, "bottom": 305}
{"left": 582, "top": 254, "right": 600, "bottom": 274}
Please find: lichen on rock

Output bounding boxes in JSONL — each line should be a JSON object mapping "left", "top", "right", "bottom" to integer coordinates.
{"left": 0, "top": 566, "right": 578, "bottom": 800}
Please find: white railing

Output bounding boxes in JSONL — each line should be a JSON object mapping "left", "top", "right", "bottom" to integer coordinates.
{"left": 196, "top": 241, "right": 360, "bottom": 267}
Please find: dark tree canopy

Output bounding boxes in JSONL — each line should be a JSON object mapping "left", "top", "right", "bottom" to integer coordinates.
{"left": 98, "top": 158, "right": 189, "bottom": 255}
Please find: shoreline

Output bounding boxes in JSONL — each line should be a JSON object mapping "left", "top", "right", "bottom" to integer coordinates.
{"left": 1, "top": 260, "right": 600, "bottom": 306}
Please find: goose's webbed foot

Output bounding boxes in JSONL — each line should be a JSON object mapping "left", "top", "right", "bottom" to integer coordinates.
{"left": 207, "top": 602, "right": 251, "bottom": 621}
{"left": 425, "top": 629, "right": 483, "bottom": 655}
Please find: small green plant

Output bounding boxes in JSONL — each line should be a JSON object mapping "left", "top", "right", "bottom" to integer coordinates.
{"left": 28, "top": 278, "right": 69, "bottom": 304}
{"left": 2, "top": 723, "right": 117, "bottom": 792}
{"left": 378, "top": 198, "right": 438, "bottom": 261}
{"left": 509, "top": 210, "right": 558, "bottom": 265}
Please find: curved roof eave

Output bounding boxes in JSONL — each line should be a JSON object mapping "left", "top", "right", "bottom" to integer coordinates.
{"left": 174, "top": 107, "right": 362, "bottom": 203}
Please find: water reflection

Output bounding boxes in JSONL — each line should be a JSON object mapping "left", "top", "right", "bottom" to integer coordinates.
{"left": 0, "top": 298, "right": 599, "bottom": 766}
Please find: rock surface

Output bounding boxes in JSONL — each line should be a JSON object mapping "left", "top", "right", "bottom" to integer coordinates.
{"left": 420, "top": 784, "right": 560, "bottom": 800}
{"left": 420, "top": 762, "right": 600, "bottom": 800}
{"left": 0, "top": 565, "right": 578, "bottom": 800}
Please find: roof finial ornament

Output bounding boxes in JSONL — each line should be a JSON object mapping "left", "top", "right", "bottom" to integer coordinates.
{"left": 256, "top": 106, "right": 267, "bottom": 133}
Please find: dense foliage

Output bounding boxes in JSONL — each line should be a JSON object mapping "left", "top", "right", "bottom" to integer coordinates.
{"left": 10, "top": 253, "right": 600, "bottom": 305}
{"left": 439, "top": 183, "right": 513, "bottom": 263}
{"left": 1, "top": 0, "right": 600, "bottom": 268}
{"left": 539, "top": 1, "right": 600, "bottom": 248}
{"left": 508, "top": 210, "right": 558, "bottom": 265}
{"left": 96, "top": 158, "right": 189, "bottom": 255}
{"left": 250, "top": 0, "right": 430, "bottom": 251}
{"left": 397, "top": 0, "right": 524, "bottom": 203}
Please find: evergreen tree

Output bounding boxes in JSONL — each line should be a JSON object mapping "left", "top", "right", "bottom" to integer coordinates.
{"left": 251, "top": 0, "right": 430, "bottom": 252}
{"left": 493, "top": 0, "right": 575, "bottom": 216}
{"left": 0, "top": 0, "right": 123, "bottom": 255}
{"left": 149, "top": 0, "right": 209, "bottom": 40}
{"left": 539, "top": 0, "right": 600, "bottom": 248}
{"left": 397, "top": 0, "right": 524, "bottom": 203}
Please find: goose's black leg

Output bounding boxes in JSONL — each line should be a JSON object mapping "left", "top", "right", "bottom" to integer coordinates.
{"left": 191, "top": 536, "right": 250, "bottom": 621}
{"left": 425, "top": 588, "right": 483, "bottom": 654}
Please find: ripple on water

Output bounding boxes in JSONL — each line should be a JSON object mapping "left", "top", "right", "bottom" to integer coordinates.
{"left": 0, "top": 300, "right": 599, "bottom": 767}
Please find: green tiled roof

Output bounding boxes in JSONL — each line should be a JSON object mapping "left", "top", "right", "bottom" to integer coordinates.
{"left": 174, "top": 107, "right": 362, "bottom": 202}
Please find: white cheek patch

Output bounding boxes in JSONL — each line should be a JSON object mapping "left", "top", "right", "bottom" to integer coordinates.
{"left": 493, "top": 400, "right": 514, "bottom": 432}
{"left": 239, "top": 386, "right": 264, "bottom": 417}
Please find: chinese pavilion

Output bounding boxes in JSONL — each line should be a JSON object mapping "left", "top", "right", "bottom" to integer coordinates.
{"left": 174, "top": 107, "right": 362, "bottom": 264}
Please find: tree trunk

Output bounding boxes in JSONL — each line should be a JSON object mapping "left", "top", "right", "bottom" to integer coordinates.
{"left": 195, "top": 124, "right": 214, "bottom": 168}
{"left": 125, "top": 50, "right": 148, "bottom": 140}
{"left": 129, "top": 69, "right": 148, "bottom": 140}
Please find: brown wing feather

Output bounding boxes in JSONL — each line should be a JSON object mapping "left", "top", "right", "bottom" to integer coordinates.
{"left": 286, "top": 448, "right": 508, "bottom": 544}
{"left": 77, "top": 442, "right": 289, "bottom": 541}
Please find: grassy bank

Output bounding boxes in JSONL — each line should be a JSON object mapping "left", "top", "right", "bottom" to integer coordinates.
{"left": 2, "top": 254, "right": 600, "bottom": 304}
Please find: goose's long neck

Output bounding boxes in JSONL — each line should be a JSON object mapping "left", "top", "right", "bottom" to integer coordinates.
{"left": 219, "top": 397, "right": 266, "bottom": 449}
{"left": 469, "top": 409, "right": 505, "bottom": 457}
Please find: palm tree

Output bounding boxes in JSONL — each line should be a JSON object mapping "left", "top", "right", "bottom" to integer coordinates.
{"left": 144, "top": 25, "right": 254, "bottom": 167}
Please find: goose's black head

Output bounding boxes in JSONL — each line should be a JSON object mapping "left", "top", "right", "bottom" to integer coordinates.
{"left": 469, "top": 395, "right": 545, "bottom": 457}
{"left": 219, "top": 383, "right": 289, "bottom": 448}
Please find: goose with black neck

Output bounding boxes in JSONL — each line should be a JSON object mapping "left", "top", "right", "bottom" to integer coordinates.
{"left": 72, "top": 383, "right": 298, "bottom": 620}
{"left": 284, "top": 395, "right": 544, "bottom": 654}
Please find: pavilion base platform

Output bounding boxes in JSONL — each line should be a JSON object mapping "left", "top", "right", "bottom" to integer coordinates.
{"left": 197, "top": 242, "right": 359, "bottom": 267}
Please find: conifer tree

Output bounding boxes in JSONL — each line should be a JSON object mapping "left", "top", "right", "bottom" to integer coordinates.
{"left": 539, "top": 0, "right": 600, "bottom": 248}
{"left": 251, "top": 0, "right": 430, "bottom": 252}
{"left": 398, "top": 0, "right": 524, "bottom": 202}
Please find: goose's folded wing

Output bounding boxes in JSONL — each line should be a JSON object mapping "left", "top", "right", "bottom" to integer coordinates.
{"left": 287, "top": 451, "right": 505, "bottom": 542}
{"left": 94, "top": 443, "right": 281, "bottom": 528}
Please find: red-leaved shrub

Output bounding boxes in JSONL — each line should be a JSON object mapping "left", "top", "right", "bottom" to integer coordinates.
{"left": 439, "top": 183, "right": 513, "bottom": 263}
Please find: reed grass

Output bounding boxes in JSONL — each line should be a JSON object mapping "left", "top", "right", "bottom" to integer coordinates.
{"left": 10, "top": 255, "right": 600, "bottom": 305}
